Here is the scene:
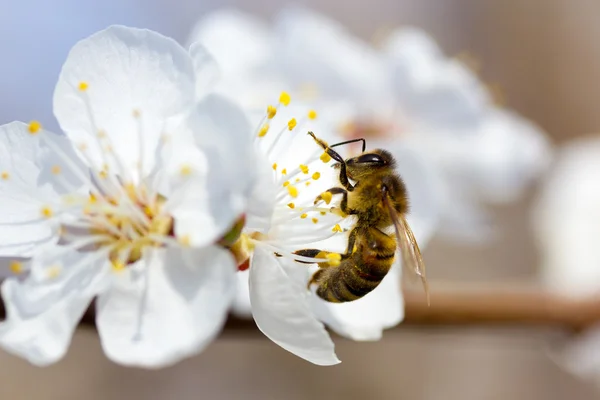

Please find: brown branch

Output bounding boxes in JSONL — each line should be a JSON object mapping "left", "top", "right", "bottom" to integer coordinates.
{"left": 3, "top": 283, "right": 600, "bottom": 334}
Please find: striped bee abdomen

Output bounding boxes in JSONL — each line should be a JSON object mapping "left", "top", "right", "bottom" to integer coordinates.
{"left": 312, "top": 227, "right": 396, "bottom": 303}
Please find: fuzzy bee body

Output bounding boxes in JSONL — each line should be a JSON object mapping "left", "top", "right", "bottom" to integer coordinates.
{"left": 295, "top": 133, "right": 428, "bottom": 303}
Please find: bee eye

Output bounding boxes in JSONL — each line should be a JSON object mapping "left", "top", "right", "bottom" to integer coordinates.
{"left": 355, "top": 153, "right": 385, "bottom": 165}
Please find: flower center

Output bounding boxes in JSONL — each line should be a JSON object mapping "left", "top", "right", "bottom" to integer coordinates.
{"left": 82, "top": 187, "right": 174, "bottom": 270}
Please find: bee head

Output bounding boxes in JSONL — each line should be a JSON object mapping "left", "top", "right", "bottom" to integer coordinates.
{"left": 344, "top": 149, "right": 395, "bottom": 180}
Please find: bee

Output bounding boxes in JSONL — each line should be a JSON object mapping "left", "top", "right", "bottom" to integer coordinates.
{"left": 294, "top": 132, "right": 429, "bottom": 304}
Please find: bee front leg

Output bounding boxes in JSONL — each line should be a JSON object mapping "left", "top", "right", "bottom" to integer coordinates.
{"left": 315, "top": 187, "right": 355, "bottom": 217}
{"left": 308, "top": 131, "right": 354, "bottom": 192}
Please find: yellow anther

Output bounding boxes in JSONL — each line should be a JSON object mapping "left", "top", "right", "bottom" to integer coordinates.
{"left": 1, "top": 171, "right": 9, "bottom": 180}
{"left": 312, "top": 218, "right": 319, "bottom": 224}
{"left": 283, "top": 181, "right": 290, "bottom": 187}
{"left": 179, "top": 235, "right": 191, "bottom": 247}
{"left": 295, "top": 178, "right": 300, "bottom": 183}
{"left": 180, "top": 164, "right": 193, "bottom": 176}
{"left": 51, "top": 165, "right": 61, "bottom": 175}
{"left": 111, "top": 260, "right": 126, "bottom": 272}
{"left": 258, "top": 123, "right": 270, "bottom": 137}
{"left": 326, "top": 253, "right": 342, "bottom": 267}
{"left": 320, "top": 211, "right": 326, "bottom": 216}
{"left": 308, "top": 110, "right": 318, "bottom": 120}
{"left": 99, "top": 170, "right": 109, "bottom": 179}
{"left": 300, "top": 213, "right": 308, "bottom": 219}
{"left": 312, "top": 172, "right": 321, "bottom": 180}
{"left": 332, "top": 224, "right": 343, "bottom": 233}
{"left": 47, "top": 265, "right": 61, "bottom": 279}
{"left": 267, "top": 105, "right": 277, "bottom": 119}
{"left": 78, "top": 81, "right": 89, "bottom": 91}
{"left": 320, "top": 191, "right": 333, "bottom": 205}
{"left": 287, "top": 185, "right": 298, "bottom": 198}
{"left": 299, "top": 164, "right": 309, "bottom": 174}
{"left": 279, "top": 91, "right": 291, "bottom": 106}
{"left": 272, "top": 163, "right": 277, "bottom": 171}
{"left": 305, "top": 181, "right": 311, "bottom": 187}
{"left": 132, "top": 108, "right": 141, "bottom": 118}
{"left": 28, "top": 121, "right": 42, "bottom": 134}
{"left": 320, "top": 152, "right": 331, "bottom": 163}
{"left": 287, "top": 202, "right": 295, "bottom": 209}
{"left": 281, "top": 168, "right": 287, "bottom": 175}
{"left": 287, "top": 118, "right": 297, "bottom": 131}
{"left": 41, "top": 206, "right": 53, "bottom": 218}
{"left": 97, "top": 130, "right": 107, "bottom": 138}
{"left": 89, "top": 193, "right": 97, "bottom": 204}
{"left": 9, "top": 261, "right": 23, "bottom": 274}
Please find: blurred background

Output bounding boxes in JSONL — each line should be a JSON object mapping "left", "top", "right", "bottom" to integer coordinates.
{"left": 1, "top": 0, "right": 600, "bottom": 399}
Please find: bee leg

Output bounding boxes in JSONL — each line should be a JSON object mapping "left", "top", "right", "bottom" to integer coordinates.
{"left": 315, "top": 187, "right": 357, "bottom": 218}
{"left": 293, "top": 249, "right": 348, "bottom": 269}
{"left": 307, "top": 131, "right": 354, "bottom": 192}
{"left": 307, "top": 268, "right": 326, "bottom": 289}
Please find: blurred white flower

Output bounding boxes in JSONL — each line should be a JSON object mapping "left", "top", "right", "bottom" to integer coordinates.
{"left": 533, "top": 137, "right": 600, "bottom": 379}
{"left": 188, "top": 6, "right": 552, "bottom": 242}
{"left": 0, "top": 26, "right": 255, "bottom": 368}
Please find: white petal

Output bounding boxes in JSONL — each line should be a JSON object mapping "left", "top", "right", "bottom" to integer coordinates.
{"left": 533, "top": 137, "right": 600, "bottom": 298}
{"left": 310, "top": 262, "right": 403, "bottom": 341}
{"left": 0, "top": 247, "right": 108, "bottom": 366}
{"left": 469, "top": 110, "right": 552, "bottom": 203}
{"left": 383, "top": 27, "right": 490, "bottom": 129}
{"left": 187, "top": 8, "right": 272, "bottom": 77}
{"left": 275, "top": 7, "right": 391, "bottom": 103}
{"left": 189, "top": 43, "right": 221, "bottom": 97}
{"left": 249, "top": 247, "right": 339, "bottom": 365}
{"left": 167, "top": 94, "right": 255, "bottom": 246}
{"left": 556, "top": 326, "right": 600, "bottom": 379}
{"left": 53, "top": 25, "right": 195, "bottom": 177}
{"left": 230, "top": 269, "right": 252, "bottom": 318}
{"left": 0, "top": 122, "right": 85, "bottom": 257}
{"left": 96, "top": 246, "right": 236, "bottom": 368}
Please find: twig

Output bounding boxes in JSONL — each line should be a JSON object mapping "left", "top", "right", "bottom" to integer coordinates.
{"left": 3, "top": 283, "right": 599, "bottom": 333}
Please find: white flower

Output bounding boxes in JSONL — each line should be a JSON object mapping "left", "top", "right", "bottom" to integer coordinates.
{"left": 532, "top": 137, "right": 600, "bottom": 380}
{"left": 201, "top": 92, "right": 431, "bottom": 365}
{"left": 188, "top": 6, "right": 552, "bottom": 242}
{"left": 188, "top": 10, "right": 439, "bottom": 352}
{"left": 0, "top": 26, "right": 254, "bottom": 368}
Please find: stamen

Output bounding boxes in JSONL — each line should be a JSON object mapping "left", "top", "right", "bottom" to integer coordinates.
{"left": 78, "top": 81, "right": 89, "bottom": 91}
{"left": 272, "top": 163, "right": 277, "bottom": 171}
{"left": 312, "top": 218, "right": 319, "bottom": 224}
{"left": 312, "top": 172, "right": 321, "bottom": 180}
{"left": 28, "top": 121, "right": 41, "bottom": 134}
{"left": 320, "top": 153, "right": 332, "bottom": 163}
{"left": 9, "top": 261, "right": 23, "bottom": 274}
{"left": 279, "top": 91, "right": 291, "bottom": 106}
{"left": 286, "top": 185, "right": 298, "bottom": 198}
{"left": 267, "top": 105, "right": 277, "bottom": 119}
{"left": 299, "top": 164, "right": 309, "bottom": 174}
{"left": 308, "top": 110, "right": 318, "bottom": 120}
{"left": 319, "top": 191, "right": 333, "bottom": 205}
{"left": 287, "top": 118, "right": 297, "bottom": 131}
{"left": 258, "top": 123, "right": 270, "bottom": 137}
{"left": 332, "top": 224, "right": 343, "bottom": 232}
{"left": 40, "top": 206, "right": 53, "bottom": 218}
{"left": 287, "top": 203, "right": 295, "bottom": 209}
{"left": 1, "top": 171, "right": 9, "bottom": 180}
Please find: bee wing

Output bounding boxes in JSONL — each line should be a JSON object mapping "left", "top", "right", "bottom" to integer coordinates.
{"left": 383, "top": 191, "right": 430, "bottom": 305}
